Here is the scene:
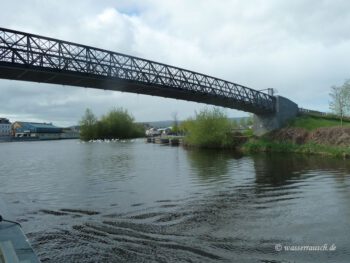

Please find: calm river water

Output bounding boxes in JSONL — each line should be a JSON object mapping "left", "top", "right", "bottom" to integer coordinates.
{"left": 0, "top": 139, "right": 350, "bottom": 262}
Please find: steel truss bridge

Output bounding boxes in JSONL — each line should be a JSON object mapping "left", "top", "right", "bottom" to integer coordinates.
{"left": 0, "top": 27, "right": 275, "bottom": 114}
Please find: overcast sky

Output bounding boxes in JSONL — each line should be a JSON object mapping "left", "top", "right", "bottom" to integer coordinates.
{"left": 1, "top": 0, "right": 350, "bottom": 126}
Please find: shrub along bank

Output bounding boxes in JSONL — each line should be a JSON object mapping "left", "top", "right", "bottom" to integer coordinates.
{"left": 180, "top": 108, "right": 240, "bottom": 149}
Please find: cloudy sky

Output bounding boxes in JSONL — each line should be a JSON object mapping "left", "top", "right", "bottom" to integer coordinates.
{"left": 1, "top": 0, "right": 350, "bottom": 126}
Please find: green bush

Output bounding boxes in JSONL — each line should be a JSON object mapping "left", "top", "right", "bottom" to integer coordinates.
{"left": 79, "top": 108, "right": 144, "bottom": 141}
{"left": 183, "top": 108, "right": 236, "bottom": 148}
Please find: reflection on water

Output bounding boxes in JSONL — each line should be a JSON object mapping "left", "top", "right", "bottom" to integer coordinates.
{"left": 186, "top": 148, "right": 241, "bottom": 180}
{"left": 254, "top": 154, "right": 350, "bottom": 186}
{"left": 0, "top": 140, "right": 349, "bottom": 262}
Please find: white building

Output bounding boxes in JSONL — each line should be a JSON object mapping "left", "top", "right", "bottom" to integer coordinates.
{"left": 145, "top": 127, "right": 161, "bottom": 136}
{"left": 0, "top": 118, "right": 11, "bottom": 137}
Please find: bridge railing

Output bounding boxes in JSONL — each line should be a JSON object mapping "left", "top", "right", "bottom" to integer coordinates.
{"left": 0, "top": 27, "right": 275, "bottom": 113}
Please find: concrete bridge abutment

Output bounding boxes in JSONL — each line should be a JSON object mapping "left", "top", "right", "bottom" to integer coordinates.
{"left": 253, "top": 96, "right": 299, "bottom": 136}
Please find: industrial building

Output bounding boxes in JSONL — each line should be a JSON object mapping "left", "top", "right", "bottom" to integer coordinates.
{"left": 12, "top": 122, "right": 63, "bottom": 140}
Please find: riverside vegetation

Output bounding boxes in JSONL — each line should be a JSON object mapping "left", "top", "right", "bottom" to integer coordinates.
{"left": 180, "top": 108, "right": 238, "bottom": 149}
{"left": 243, "top": 116, "right": 350, "bottom": 158}
{"left": 180, "top": 108, "right": 350, "bottom": 158}
{"left": 79, "top": 108, "right": 144, "bottom": 141}
{"left": 79, "top": 102, "right": 350, "bottom": 158}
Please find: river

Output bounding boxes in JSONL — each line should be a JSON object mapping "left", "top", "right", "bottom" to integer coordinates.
{"left": 0, "top": 139, "right": 349, "bottom": 262}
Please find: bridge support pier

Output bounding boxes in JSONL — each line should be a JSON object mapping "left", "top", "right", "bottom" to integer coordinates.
{"left": 253, "top": 96, "right": 298, "bottom": 136}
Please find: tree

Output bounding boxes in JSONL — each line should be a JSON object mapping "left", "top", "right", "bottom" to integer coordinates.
{"left": 178, "top": 118, "right": 194, "bottom": 134}
{"left": 100, "top": 108, "right": 135, "bottom": 139}
{"left": 79, "top": 107, "right": 144, "bottom": 141}
{"left": 80, "top": 108, "right": 97, "bottom": 140}
{"left": 171, "top": 112, "right": 179, "bottom": 134}
{"left": 329, "top": 80, "right": 350, "bottom": 126}
{"left": 184, "top": 107, "right": 235, "bottom": 148}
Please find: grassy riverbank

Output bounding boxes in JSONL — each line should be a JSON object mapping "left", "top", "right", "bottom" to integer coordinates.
{"left": 182, "top": 110, "right": 350, "bottom": 158}
{"left": 241, "top": 139, "right": 350, "bottom": 158}
{"left": 180, "top": 109, "right": 350, "bottom": 158}
{"left": 288, "top": 115, "right": 350, "bottom": 130}
{"left": 241, "top": 115, "right": 350, "bottom": 158}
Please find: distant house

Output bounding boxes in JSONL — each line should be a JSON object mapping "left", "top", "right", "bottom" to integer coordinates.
{"left": 12, "top": 122, "right": 63, "bottom": 140}
{"left": 157, "top": 127, "right": 172, "bottom": 135}
{"left": 145, "top": 127, "right": 161, "bottom": 136}
{"left": 0, "top": 118, "right": 11, "bottom": 137}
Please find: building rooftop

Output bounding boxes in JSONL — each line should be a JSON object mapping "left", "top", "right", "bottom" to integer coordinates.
{"left": 0, "top": 118, "right": 10, "bottom": 124}
{"left": 15, "top": 122, "right": 60, "bottom": 129}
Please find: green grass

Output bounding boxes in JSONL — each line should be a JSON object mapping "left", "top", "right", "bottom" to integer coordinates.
{"left": 288, "top": 115, "right": 350, "bottom": 131}
{"left": 240, "top": 115, "right": 350, "bottom": 158}
{"left": 242, "top": 139, "right": 297, "bottom": 153}
{"left": 242, "top": 138, "right": 350, "bottom": 158}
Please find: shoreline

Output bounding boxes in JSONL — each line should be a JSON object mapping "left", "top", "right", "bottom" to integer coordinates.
{"left": 182, "top": 139, "right": 350, "bottom": 159}
{"left": 240, "top": 139, "right": 350, "bottom": 159}
{"left": 240, "top": 126, "right": 350, "bottom": 159}
{"left": 0, "top": 137, "right": 78, "bottom": 143}
{"left": 182, "top": 126, "right": 350, "bottom": 159}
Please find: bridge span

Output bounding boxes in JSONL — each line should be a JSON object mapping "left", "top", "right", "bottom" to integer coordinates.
{"left": 0, "top": 27, "right": 299, "bottom": 134}
{"left": 0, "top": 27, "right": 275, "bottom": 114}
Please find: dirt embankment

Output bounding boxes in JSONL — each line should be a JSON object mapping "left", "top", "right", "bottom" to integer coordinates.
{"left": 268, "top": 127, "right": 350, "bottom": 147}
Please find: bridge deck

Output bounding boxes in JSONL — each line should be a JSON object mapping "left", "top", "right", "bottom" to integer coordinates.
{"left": 0, "top": 27, "right": 275, "bottom": 114}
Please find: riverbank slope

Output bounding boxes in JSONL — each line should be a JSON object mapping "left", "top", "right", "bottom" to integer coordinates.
{"left": 242, "top": 116, "right": 350, "bottom": 158}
